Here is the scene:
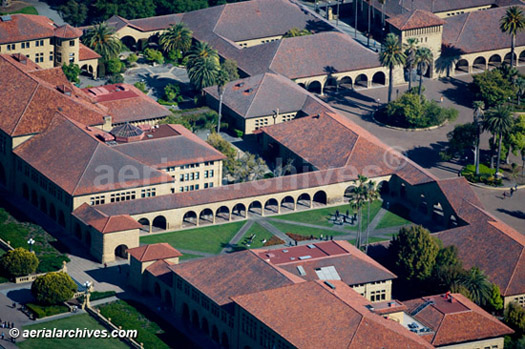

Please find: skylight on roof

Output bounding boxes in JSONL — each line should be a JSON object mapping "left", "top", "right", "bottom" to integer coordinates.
{"left": 297, "top": 265, "right": 306, "bottom": 276}
{"left": 315, "top": 266, "right": 341, "bottom": 281}
{"left": 298, "top": 255, "right": 311, "bottom": 260}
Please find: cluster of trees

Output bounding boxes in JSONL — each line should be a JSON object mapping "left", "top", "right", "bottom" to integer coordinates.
{"left": 206, "top": 133, "right": 267, "bottom": 182}
{"left": 387, "top": 226, "right": 503, "bottom": 312}
{"left": 504, "top": 302, "right": 525, "bottom": 348}
{"left": 53, "top": 0, "right": 247, "bottom": 26}
{"left": 347, "top": 175, "right": 379, "bottom": 250}
{"left": 383, "top": 91, "right": 458, "bottom": 128}
{"left": 0, "top": 248, "right": 39, "bottom": 279}
{"left": 160, "top": 109, "right": 221, "bottom": 131}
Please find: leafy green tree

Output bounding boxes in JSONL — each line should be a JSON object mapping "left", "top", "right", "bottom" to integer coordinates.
{"left": 415, "top": 47, "right": 433, "bottom": 96}
{"left": 61, "top": 62, "right": 80, "bottom": 83}
{"left": 106, "top": 57, "right": 122, "bottom": 75}
{"left": 404, "top": 38, "right": 418, "bottom": 91}
{"left": 159, "top": 23, "right": 193, "bottom": 55}
{"left": 155, "top": 0, "right": 208, "bottom": 15}
{"left": 431, "top": 245, "right": 464, "bottom": 293}
{"left": 473, "top": 101, "right": 485, "bottom": 175}
{"left": 134, "top": 81, "right": 148, "bottom": 93}
{"left": 93, "top": 0, "right": 155, "bottom": 20}
{"left": 31, "top": 272, "right": 77, "bottom": 305}
{"left": 107, "top": 74, "right": 124, "bottom": 84}
{"left": 283, "top": 27, "right": 311, "bottom": 38}
{"left": 453, "top": 266, "right": 492, "bottom": 306}
{"left": 0, "top": 248, "right": 39, "bottom": 278}
{"left": 500, "top": 6, "right": 525, "bottom": 67}
{"left": 232, "top": 153, "right": 267, "bottom": 182}
{"left": 82, "top": 23, "right": 122, "bottom": 61}
{"left": 517, "top": 76, "right": 525, "bottom": 105}
{"left": 471, "top": 69, "right": 516, "bottom": 108}
{"left": 387, "top": 92, "right": 424, "bottom": 124}
{"left": 144, "top": 48, "right": 164, "bottom": 64}
{"left": 186, "top": 41, "right": 218, "bottom": 69}
{"left": 441, "top": 123, "right": 477, "bottom": 160}
{"left": 505, "top": 302, "right": 525, "bottom": 337}
{"left": 221, "top": 59, "right": 239, "bottom": 81}
{"left": 388, "top": 225, "right": 439, "bottom": 283}
{"left": 484, "top": 105, "right": 514, "bottom": 174}
{"left": 216, "top": 67, "right": 230, "bottom": 133}
{"left": 58, "top": 0, "right": 87, "bottom": 26}
{"left": 163, "top": 83, "right": 182, "bottom": 102}
{"left": 508, "top": 114, "right": 525, "bottom": 171}
{"left": 207, "top": 132, "right": 236, "bottom": 173}
{"left": 380, "top": 33, "right": 406, "bottom": 102}
{"left": 487, "top": 283, "right": 504, "bottom": 313}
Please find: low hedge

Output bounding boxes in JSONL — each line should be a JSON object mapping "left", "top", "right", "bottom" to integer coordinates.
{"left": 90, "top": 291, "right": 116, "bottom": 301}
{"left": 26, "top": 303, "right": 69, "bottom": 319}
{"left": 461, "top": 164, "right": 503, "bottom": 186}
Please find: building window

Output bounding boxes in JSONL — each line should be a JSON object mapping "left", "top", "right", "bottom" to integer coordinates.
{"left": 191, "top": 289, "right": 200, "bottom": 303}
{"left": 35, "top": 52, "right": 44, "bottom": 63}
{"left": 209, "top": 182, "right": 214, "bottom": 188}
{"left": 176, "top": 277, "right": 182, "bottom": 290}
{"left": 21, "top": 42, "right": 30, "bottom": 49}
{"left": 90, "top": 195, "right": 105, "bottom": 205}
{"left": 141, "top": 188, "right": 156, "bottom": 198}
{"left": 195, "top": 184, "right": 199, "bottom": 190}
{"left": 49, "top": 51, "right": 54, "bottom": 61}
{"left": 209, "top": 170, "right": 214, "bottom": 178}
{"left": 110, "top": 191, "right": 136, "bottom": 203}
{"left": 204, "top": 170, "right": 208, "bottom": 178}
{"left": 195, "top": 172, "right": 199, "bottom": 180}
{"left": 241, "top": 313, "right": 257, "bottom": 340}
{"left": 35, "top": 40, "right": 44, "bottom": 47}
{"left": 204, "top": 183, "right": 208, "bottom": 189}
{"left": 7, "top": 44, "right": 15, "bottom": 51}
{"left": 56, "top": 52, "right": 62, "bottom": 63}
{"left": 69, "top": 40, "right": 75, "bottom": 47}
{"left": 69, "top": 52, "right": 75, "bottom": 63}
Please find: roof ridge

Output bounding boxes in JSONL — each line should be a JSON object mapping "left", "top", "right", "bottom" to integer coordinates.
{"left": 212, "top": 4, "right": 227, "bottom": 35}
{"left": 72, "top": 136, "right": 103, "bottom": 195}
{"left": 455, "top": 11, "right": 472, "bottom": 44}
{"left": 504, "top": 247, "right": 524, "bottom": 295}
{"left": 11, "top": 82, "right": 40, "bottom": 136}
{"left": 244, "top": 73, "right": 268, "bottom": 117}
{"left": 430, "top": 306, "right": 447, "bottom": 345}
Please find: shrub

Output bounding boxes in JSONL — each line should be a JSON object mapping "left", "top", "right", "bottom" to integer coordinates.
{"left": 106, "top": 58, "right": 122, "bottom": 75}
{"left": 89, "top": 290, "right": 116, "bottom": 302}
{"left": 461, "top": 164, "right": 503, "bottom": 186}
{"left": 144, "top": 48, "right": 164, "bottom": 65}
{"left": 127, "top": 53, "right": 138, "bottom": 64}
{"left": 134, "top": 81, "right": 148, "bottom": 94}
{"left": 26, "top": 303, "right": 69, "bottom": 319}
{"left": 31, "top": 272, "right": 77, "bottom": 305}
{"left": 164, "top": 83, "right": 181, "bottom": 102}
{"left": 107, "top": 74, "right": 124, "bottom": 84}
{"left": 61, "top": 63, "right": 80, "bottom": 83}
{"left": 234, "top": 129, "right": 244, "bottom": 138}
{"left": 0, "top": 248, "right": 39, "bottom": 278}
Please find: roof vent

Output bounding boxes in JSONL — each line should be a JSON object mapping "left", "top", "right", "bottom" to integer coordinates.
{"left": 313, "top": 114, "right": 320, "bottom": 119}
{"left": 296, "top": 265, "right": 306, "bottom": 276}
{"left": 243, "top": 88, "right": 253, "bottom": 95}
{"left": 237, "top": 82, "right": 245, "bottom": 87}
{"left": 307, "top": 244, "right": 316, "bottom": 249}
{"left": 1, "top": 15, "right": 12, "bottom": 22}
{"left": 298, "top": 255, "right": 311, "bottom": 260}
{"left": 324, "top": 281, "right": 336, "bottom": 290}
{"left": 282, "top": 249, "right": 288, "bottom": 253}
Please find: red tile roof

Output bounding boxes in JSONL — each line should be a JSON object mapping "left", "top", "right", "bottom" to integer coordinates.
{"left": 168, "top": 250, "right": 302, "bottom": 306}
{"left": 404, "top": 293, "right": 513, "bottom": 346}
{"left": 28, "top": 67, "right": 70, "bottom": 87}
{"left": 72, "top": 203, "right": 142, "bottom": 234}
{"left": 128, "top": 243, "right": 182, "bottom": 262}
{"left": 145, "top": 259, "right": 175, "bottom": 283}
{"left": 387, "top": 9, "right": 445, "bottom": 31}
{"left": 0, "top": 54, "right": 106, "bottom": 137}
{"left": 53, "top": 24, "right": 82, "bottom": 39}
{"left": 14, "top": 114, "right": 173, "bottom": 196}
{"left": 0, "top": 14, "right": 55, "bottom": 44}
{"left": 232, "top": 281, "right": 434, "bottom": 349}
{"left": 79, "top": 43, "right": 101, "bottom": 61}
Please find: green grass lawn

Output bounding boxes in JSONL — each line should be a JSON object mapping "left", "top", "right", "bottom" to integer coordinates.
{"left": 275, "top": 201, "right": 382, "bottom": 231}
{"left": 0, "top": 6, "right": 38, "bottom": 15}
{"left": 97, "top": 300, "right": 193, "bottom": 349}
{"left": 19, "top": 314, "right": 128, "bottom": 349}
{"left": 179, "top": 253, "right": 202, "bottom": 261}
{"left": 235, "top": 222, "right": 275, "bottom": 250}
{"left": 375, "top": 211, "right": 412, "bottom": 230}
{"left": 140, "top": 221, "right": 245, "bottom": 254}
{"left": 270, "top": 221, "right": 344, "bottom": 238}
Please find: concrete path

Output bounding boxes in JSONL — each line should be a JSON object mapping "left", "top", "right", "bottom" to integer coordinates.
{"left": 256, "top": 219, "right": 294, "bottom": 244}
{"left": 220, "top": 220, "right": 253, "bottom": 254}
{"left": 24, "top": 0, "right": 64, "bottom": 25}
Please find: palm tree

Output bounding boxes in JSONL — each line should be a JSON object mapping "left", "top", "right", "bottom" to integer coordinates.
{"left": 186, "top": 42, "right": 220, "bottom": 92}
{"left": 404, "top": 38, "right": 419, "bottom": 91}
{"left": 453, "top": 267, "right": 492, "bottom": 306}
{"left": 186, "top": 42, "right": 219, "bottom": 70}
{"left": 484, "top": 105, "right": 514, "bottom": 176}
{"left": 216, "top": 68, "right": 230, "bottom": 133}
{"left": 500, "top": 6, "right": 525, "bottom": 67}
{"left": 415, "top": 47, "right": 433, "bottom": 96}
{"left": 283, "top": 27, "right": 311, "bottom": 38}
{"left": 349, "top": 175, "right": 368, "bottom": 249}
{"left": 159, "top": 23, "right": 193, "bottom": 55}
{"left": 380, "top": 33, "right": 406, "bottom": 102}
{"left": 473, "top": 101, "right": 485, "bottom": 176}
{"left": 364, "top": 180, "right": 380, "bottom": 252}
{"left": 82, "top": 23, "right": 122, "bottom": 61}
{"left": 366, "top": 0, "right": 372, "bottom": 47}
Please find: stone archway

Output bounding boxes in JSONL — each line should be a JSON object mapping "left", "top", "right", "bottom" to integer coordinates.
{"left": 488, "top": 54, "right": 502, "bottom": 68}
{"left": 313, "top": 190, "right": 327, "bottom": 205}
{"left": 49, "top": 203, "right": 57, "bottom": 221}
{"left": 138, "top": 218, "right": 150, "bottom": 232}
{"left": 372, "top": 71, "right": 386, "bottom": 86}
{"left": 211, "top": 325, "right": 219, "bottom": 343}
{"left": 264, "top": 198, "right": 279, "bottom": 215}
{"left": 164, "top": 290, "right": 172, "bottom": 307}
{"left": 152, "top": 215, "right": 167, "bottom": 230}
{"left": 281, "top": 195, "right": 295, "bottom": 212}
{"left": 339, "top": 76, "right": 352, "bottom": 90}
{"left": 74, "top": 223, "right": 82, "bottom": 240}
{"left": 182, "top": 211, "right": 198, "bottom": 227}
{"left": 296, "top": 193, "right": 311, "bottom": 209}
{"left": 115, "top": 244, "right": 128, "bottom": 259}
{"left": 307, "top": 81, "right": 322, "bottom": 94}
{"left": 354, "top": 74, "right": 368, "bottom": 89}
{"left": 31, "top": 189, "right": 38, "bottom": 206}
{"left": 80, "top": 64, "right": 94, "bottom": 76}
{"left": 192, "top": 310, "right": 200, "bottom": 328}
{"left": 344, "top": 185, "right": 357, "bottom": 199}
{"left": 201, "top": 317, "right": 209, "bottom": 335}
{"left": 231, "top": 203, "right": 246, "bottom": 219}
{"left": 248, "top": 201, "right": 263, "bottom": 216}
{"left": 221, "top": 332, "right": 229, "bottom": 349}
{"left": 121, "top": 35, "right": 137, "bottom": 50}
{"left": 40, "top": 196, "right": 47, "bottom": 214}
{"left": 455, "top": 59, "right": 469, "bottom": 74}
{"left": 199, "top": 208, "right": 214, "bottom": 225}
{"left": 504, "top": 52, "right": 517, "bottom": 65}
{"left": 154, "top": 282, "right": 161, "bottom": 297}
{"left": 58, "top": 211, "right": 66, "bottom": 227}
{"left": 472, "top": 56, "right": 486, "bottom": 71}
{"left": 182, "top": 303, "right": 190, "bottom": 322}
{"left": 216, "top": 206, "right": 230, "bottom": 223}
{"left": 22, "top": 183, "right": 29, "bottom": 200}
{"left": 323, "top": 77, "right": 338, "bottom": 94}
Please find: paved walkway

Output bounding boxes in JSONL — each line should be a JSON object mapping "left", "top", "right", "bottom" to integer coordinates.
{"left": 24, "top": 0, "right": 64, "bottom": 25}
{"left": 220, "top": 220, "right": 253, "bottom": 254}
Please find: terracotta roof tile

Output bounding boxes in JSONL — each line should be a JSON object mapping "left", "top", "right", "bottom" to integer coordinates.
{"left": 404, "top": 293, "right": 513, "bottom": 346}
{"left": 232, "top": 281, "right": 433, "bottom": 349}
{"left": 79, "top": 43, "right": 101, "bottom": 61}
{"left": 0, "top": 14, "right": 55, "bottom": 44}
{"left": 387, "top": 10, "right": 445, "bottom": 31}
{"left": 53, "top": 24, "right": 82, "bottom": 39}
{"left": 128, "top": 243, "right": 182, "bottom": 262}
{"left": 72, "top": 203, "right": 141, "bottom": 233}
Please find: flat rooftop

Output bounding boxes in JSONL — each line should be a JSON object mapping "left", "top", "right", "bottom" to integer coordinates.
{"left": 257, "top": 241, "right": 348, "bottom": 265}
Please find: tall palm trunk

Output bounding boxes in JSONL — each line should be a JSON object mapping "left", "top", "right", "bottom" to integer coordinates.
{"left": 408, "top": 66, "right": 413, "bottom": 91}
{"left": 367, "top": 0, "right": 371, "bottom": 47}
{"left": 496, "top": 132, "right": 503, "bottom": 175}
{"left": 475, "top": 124, "right": 481, "bottom": 175}
{"left": 365, "top": 202, "right": 370, "bottom": 252}
{"left": 358, "top": 208, "right": 362, "bottom": 249}
{"left": 381, "top": 4, "right": 385, "bottom": 33}
{"left": 418, "top": 70, "right": 424, "bottom": 95}
{"left": 354, "top": 0, "right": 358, "bottom": 38}
{"left": 511, "top": 34, "right": 516, "bottom": 67}
{"left": 217, "top": 92, "right": 223, "bottom": 133}
{"left": 388, "top": 65, "right": 393, "bottom": 102}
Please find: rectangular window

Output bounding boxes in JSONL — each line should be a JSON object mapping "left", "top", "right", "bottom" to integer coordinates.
{"left": 179, "top": 187, "right": 184, "bottom": 192}
{"left": 179, "top": 174, "right": 184, "bottom": 182}
{"left": 90, "top": 196, "right": 105, "bottom": 205}
{"left": 204, "top": 183, "right": 208, "bottom": 189}
{"left": 49, "top": 51, "right": 53, "bottom": 61}
{"left": 141, "top": 188, "right": 156, "bottom": 198}
{"left": 204, "top": 170, "right": 208, "bottom": 178}
{"left": 184, "top": 173, "right": 189, "bottom": 181}
{"left": 209, "top": 182, "right": 214, "bottom": 188}
{"left": 195, "top": 184, "right": 199, "bottom": 190}
{"left": 7, "top": 44, "right": 15, "bottom": 51}
{"left": 69, "top": 40, "right": 75, "bottom": 47}
{"left": 56, "top": 52, "right": 62, "bottom": 63}
{"left": 209, "top": 170, "right": 214, "bottom": 178}
{"left": 195, "top": 172, "right": 199, "bottom": 180}
{"left": 69, "top": 52, "right": 74, "bottom": 63}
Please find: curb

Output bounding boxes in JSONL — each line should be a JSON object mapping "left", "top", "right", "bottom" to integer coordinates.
{"left": 372, "top": 114, "right": 448, "bottom": 132}
{"left": 467, "top": 181, "right": 525, "bottom": 191}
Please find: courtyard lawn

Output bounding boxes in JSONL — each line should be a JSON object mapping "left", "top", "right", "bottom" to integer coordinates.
{"left": 375, "top": 210, "right": 412, "bottom": 230}
{"left": 18, "top": 314, "right": 128, "bottom": 349}
{"left": 140, "top": 221, "right": 244, "bottom": 254}
{"left": 275, "top": 201, "right": 382, "bottom": 231}
{"left": 270, "top": 221, "right": 344, "bottom": 238}
{"left": 179, "top": 252, "right": 202, "bottom": 261}
{"left": 97, "top": 300, "right": 193, "bottom": 349}
{"left": 0, "top": 6, "right": 38, "bottom": 15}
{"left": 236, "top": 223, "right": 275, "bottom": 250}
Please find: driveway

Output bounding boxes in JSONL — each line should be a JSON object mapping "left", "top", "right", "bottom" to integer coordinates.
{"left": 324, "top": 70, "right": 525, "bottom": 233}
{"left": 23, "top": 0, "right": 64, "bottom": 25}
